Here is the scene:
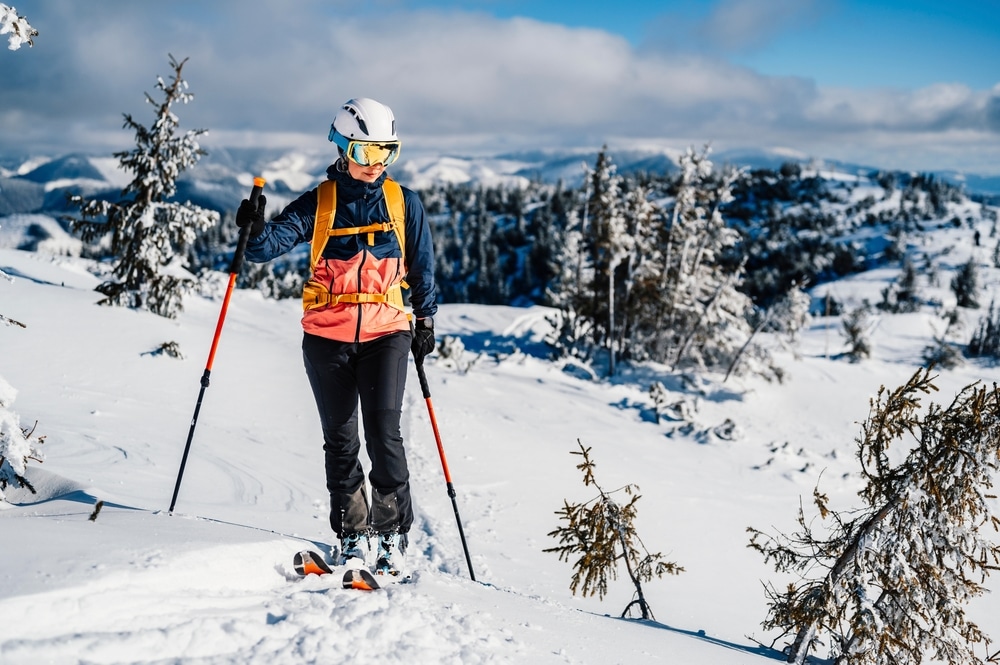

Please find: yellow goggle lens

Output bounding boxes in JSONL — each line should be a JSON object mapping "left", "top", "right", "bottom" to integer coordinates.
{"left": 347, "top": 140, "right": 401, "bottom": 167}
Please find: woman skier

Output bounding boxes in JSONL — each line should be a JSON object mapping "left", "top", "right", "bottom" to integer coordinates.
{"left": 236, "top": 97, "right": 437, "bottom": 576}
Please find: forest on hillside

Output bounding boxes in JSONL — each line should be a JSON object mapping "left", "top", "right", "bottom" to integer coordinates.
{"left": 176, "top": 147, "right": 997, "bottom": 378}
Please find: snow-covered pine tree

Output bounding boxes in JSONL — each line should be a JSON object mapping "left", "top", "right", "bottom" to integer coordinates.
{"left": 433, "top": 200, "right": 466, "bottom": 303}
{"left": 879, "top": 258, "right": 921, "bottom": 313}
{"left": 951, "top": 257, "right": 980, "bottom": 310}
{"left": 771, "top": 283, "right": 812, "bottom": 344}
{"left": 615, "top": 180, "right": 662, "bottom": 364}
{"left": 545, "top": 205, "right": 597, "bottom": 363}
{"left": 656, "top": 146, "right": 755, "bottom": 372}
{"left": 521, "top": 183, "right": 571, "bottom": 306}
{"left": 748, "top": 368, "right": 1000, "bottom": 665}
{"left": 0, "top": 375, "right": 44, "bottom": 502}
{"left": 545, "top": 166, "right": 600, "bottom": 363}
{"left": 0, "top": 2, "right": 36, "bottom": 50}
{"left": 923, "top": 309, "right": 965, "bottom": 370}
{"left": 466, "top": 193, "right": 504, "bottom": 304}
{"left": 841, "top": 302, "right": 874, "bottom": 362}
{"left": 545, "top": 440, "right": 683, "bottom": 620}
{"left": 968, "top": 300, "right": 1000, "bottom": 360}
{"left": 67, "top": 55, "right": 218, "bottom": 318}
{"left": 579, "top": 147, "right": 627, "bottom": 374}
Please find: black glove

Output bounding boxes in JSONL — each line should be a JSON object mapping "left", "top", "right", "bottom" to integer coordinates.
{"left": 411, "top": 317, "right": 435, "bottom": 365}
{"left": 236, "top": 194, "right": 267, "bottom": 238}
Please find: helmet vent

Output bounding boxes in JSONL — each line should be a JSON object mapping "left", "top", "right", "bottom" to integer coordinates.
{"left": 343, "top": 104, "right": 368, "bottom": 136}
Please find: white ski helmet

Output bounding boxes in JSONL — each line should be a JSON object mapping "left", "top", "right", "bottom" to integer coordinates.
{"left": 329, "top": 98, "right": 400, "bottom": 166}
{"left": 330, "top": 98, "right": 397, "bottom": 142}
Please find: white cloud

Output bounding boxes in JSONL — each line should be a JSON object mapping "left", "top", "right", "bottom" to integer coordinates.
{"left": 1, "top": 1, "right": 998, "bottom": 174}
{"left": 697, "top": 0, "right": 826, "bottom": 53}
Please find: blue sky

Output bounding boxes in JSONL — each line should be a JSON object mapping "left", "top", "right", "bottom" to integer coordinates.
{"left": 433, "top": 0, "right": 1000, "bottom": 89}
{"left": 2, "top": 0, "right": 999, "bottom": 174}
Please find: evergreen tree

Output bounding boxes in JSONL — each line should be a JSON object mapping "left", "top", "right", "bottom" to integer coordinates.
{"left": 616, "top": 181, "right": 661, "bottom": 363}
{"left": 466, "top": 193, "right": 504, "bottom": 304}
{"left": 967, "top": 300, "right": 1000, "bottom": 360}
{"left": 545, "top": 440, "right": 683, "bottom": 620}
{"left": 951, "top": 258, "right": 980, "bottom": 309}
{"left": 879, "top": 258, "right": 921, "bottom": 313}
{"left": 433, "top": 203, "right": 466, "bottom": 303}
{"left": 546, "top": 201, "right": 597, "bottom": 362}
{"left": 521, "top": 185, "right": 568, "bottom": 304}
{"left": 749, "top": 369, "right": 1000, "bottom": 665}
{"left": 67, "top": 55, "right": 218, "bottom": 318}
{"left": 579, "top": 147, "right": 626, "bottom": 372}
{"left": 923, "top": 309, "right": 965, "bottom": 370}
{"left": 544, "top": 147, "right": 765, "bottom": 376}
{"left": 656, "top": 146, "right": 754, "bottom": 372}
{"left": 771, "top": 283, "right": 812, "bottom": 343}
{"left": 841, "top": 303, "right": 874, "bottom": 362}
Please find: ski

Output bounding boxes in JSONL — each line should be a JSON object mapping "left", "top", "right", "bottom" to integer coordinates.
{"left": 343, "top": 567, "right": 382, "bottom": 591}
{"left": 292, "top": 550, "right": 383, "bottom": 591}
{"left": 292, "top": 549, "right": 333, "bottom": 576}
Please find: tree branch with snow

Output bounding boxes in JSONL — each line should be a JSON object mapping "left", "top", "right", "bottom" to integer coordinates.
{"left": 1, "top": 261, "right": 27, "bottom": 328}
{"left": 749, "top": 368, "right": 1000, "bottom": 664}
{"left": 0, "top": 3, "right": 37, "bottom": 50}
{"left": 0, "top": 375, "right": 44, "bottom": 502}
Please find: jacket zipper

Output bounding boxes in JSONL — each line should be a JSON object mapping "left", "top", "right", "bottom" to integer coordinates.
{"left": 353, "top": 190, "right": 371, "bottom": 343}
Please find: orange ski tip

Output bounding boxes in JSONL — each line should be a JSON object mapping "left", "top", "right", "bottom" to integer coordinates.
{"left": 350, "top": 579, "right": 377, "bottom": 591}
{"left": 253, "top": 176, "right": 266, "bottom": 187}
{"left": 302, "top": 561, "right": 327, "bottom": 576}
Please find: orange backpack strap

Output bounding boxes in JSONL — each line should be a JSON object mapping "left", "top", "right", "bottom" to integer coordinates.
{"left": 311, "top": 180, "right": 336, "bottom": 272}
{"left": 382, "top": 178, "right": 406, "bottom": 272}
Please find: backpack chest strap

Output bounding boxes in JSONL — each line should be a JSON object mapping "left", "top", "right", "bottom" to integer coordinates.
{"left": 327, "top": 221, "right": 396, "bottom": 247}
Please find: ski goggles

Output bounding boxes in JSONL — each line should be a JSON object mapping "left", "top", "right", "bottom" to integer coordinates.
{"left": 329, "top": 128, "right": 401, "bottom": 167}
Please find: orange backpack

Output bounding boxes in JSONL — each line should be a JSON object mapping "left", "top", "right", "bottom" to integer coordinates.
{"left": 301, "top": 178, "right": 408, "bottom": 314}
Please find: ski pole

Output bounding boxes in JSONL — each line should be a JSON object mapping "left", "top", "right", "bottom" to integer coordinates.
{"left": 169, "top": 177, "right": 266, "bottom": 514}
{"left": 414, "top": 358, "right": 476, "bottom": 581}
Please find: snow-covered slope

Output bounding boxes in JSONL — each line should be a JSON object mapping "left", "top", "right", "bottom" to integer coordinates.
{"left": 1, "top": 210, "right": 999, "bottom": 663}
{"left": 0, "top": 214, "right": 81, "bottom": 255}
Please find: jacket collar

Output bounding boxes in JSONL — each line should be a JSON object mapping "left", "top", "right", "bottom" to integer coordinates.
{"left": 326, "top": 161, "right": 388, "bottom": 200}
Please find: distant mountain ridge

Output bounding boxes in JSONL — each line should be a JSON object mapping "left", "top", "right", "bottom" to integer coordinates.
{"left": 2, "top": 147, "right": 1000, "bottom": 221}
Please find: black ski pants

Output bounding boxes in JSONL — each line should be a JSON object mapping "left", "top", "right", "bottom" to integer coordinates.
{"left": 302, "top": 330, "right": 413, "bottom": 538}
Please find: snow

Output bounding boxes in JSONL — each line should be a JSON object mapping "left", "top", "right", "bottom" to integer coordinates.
{"left": 88, "top": 157, "right": 133, "bottom": 190}
{"left": 2, "top": 220, "right": 1000, "bottom": 663}
{"left": 0, "top": 214, "right": 82, "bottom": 256}
{"left": 0, "top": 3, "right": 34, "bottom": 51}
{"left": 258, "top": 153, "right": 327, "bottom": 193}
{"left": 395, "top": 155, "right": 533, "bottom": 190}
